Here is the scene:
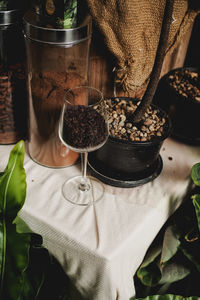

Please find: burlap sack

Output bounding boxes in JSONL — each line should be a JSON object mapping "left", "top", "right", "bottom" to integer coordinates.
{"left": 86, "top": 0, "right": 200, "bottom": 94}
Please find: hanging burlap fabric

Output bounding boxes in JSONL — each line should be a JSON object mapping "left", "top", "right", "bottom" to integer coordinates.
{"left": 86, "top": 0, "right": 200, "bottom": 95}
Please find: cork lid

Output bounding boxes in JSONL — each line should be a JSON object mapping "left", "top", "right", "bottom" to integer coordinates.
{"left": 23, "top": 10, "right": 92, "bottom": 45}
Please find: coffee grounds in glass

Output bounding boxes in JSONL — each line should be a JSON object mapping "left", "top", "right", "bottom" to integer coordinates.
{"left": 62, "top": 105, "right": 107, "bottom": 149}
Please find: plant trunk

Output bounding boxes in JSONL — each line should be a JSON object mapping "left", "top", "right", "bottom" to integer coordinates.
{"left": 132, "top": 0, "right": 174, "bottom": 123}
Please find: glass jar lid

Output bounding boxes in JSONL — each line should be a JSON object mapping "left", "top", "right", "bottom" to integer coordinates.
{"left": 23, "top": 10, "right": 92, "bottom": 45}
{"left": 0, "top": 9, "right": 24, "bottom": 25}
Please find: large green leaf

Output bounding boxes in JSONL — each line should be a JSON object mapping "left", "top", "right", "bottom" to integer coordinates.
{"left": 0, "top": 141, "right": 50, "bottom": 299}
{"left": 2, "top": 223, "right": 32, "bottom": 300}
{"left": 160, "top": 226, "right": 180, "bottom": 267}
{"left": 0, "top": 141, "right": 28, "bottom": 297}
{"left": 180, "top": 244, "right": 200, "bottom": 273}
{"left": 139, "top": 244, "right": 162, "bottom": 269}
{"left": 136, "top": 239, "right": 163, "bottom": 286}
{"left": 159, "top": 262, "right": 190, "bottom": 285}
{"left": 137, "top": 251, "right": 162, "bottom": 287}
{"left": 0, "top": 141, "right": 70, "bottom": 299}
{"left": 192, "top": 194, "right": 200, "bottom": 233}
{"left": 191, "top": 163, "right": 200, "bottom": 187}
{"left": 14, "top": 215, "right": 33, "bottom": 234}
{"left": 137, "top": 225, "right": 189, "bottom": 288}
{"left": 137, "top": 263, "right": 162, "bottom": 287}
{"left": 137, "top": 295, "right": 200, "bottom": 300}
{"left": 135, "top": 166, "right": 200, "bottom": 299}
{"left": 0, "top": 140, "right": 26, "bottom": 218}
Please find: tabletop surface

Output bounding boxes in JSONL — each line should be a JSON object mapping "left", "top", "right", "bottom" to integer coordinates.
{"left": 1, "top": 138, "right": 200, "bottom": 300}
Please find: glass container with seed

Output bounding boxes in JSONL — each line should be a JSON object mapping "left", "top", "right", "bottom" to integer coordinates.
{"left": 0, "top": 7, "right": 29, "bottom": 144}
{"left": 23, "top": 6, "right": 92, "bottom": 167}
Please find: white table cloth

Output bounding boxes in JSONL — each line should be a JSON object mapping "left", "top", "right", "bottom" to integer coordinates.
{"left": 0, "top": 138, "right": 200, "bottom": 300}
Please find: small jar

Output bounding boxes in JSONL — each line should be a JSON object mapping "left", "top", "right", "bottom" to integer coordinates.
{"left": 0, "top": 9, "right": 28, "bottom": 144}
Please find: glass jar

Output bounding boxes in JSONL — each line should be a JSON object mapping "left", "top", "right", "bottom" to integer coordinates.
{"left": 23, "top": 10, "right": 92, "bottom": 167}
{"left": 0, "top": 9, "right": 28, "bottom": 144}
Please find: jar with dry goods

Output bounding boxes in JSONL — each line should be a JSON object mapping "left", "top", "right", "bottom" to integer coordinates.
{"left": 23, "top": 10, "right": 92, "bottom": 167}
{"left": 0, "top": 9, "right": 28, "bottom": 144}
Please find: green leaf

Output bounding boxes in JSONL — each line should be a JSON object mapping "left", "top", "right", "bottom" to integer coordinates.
{"left": 13, "top": 216, "right": 33, "bottom": 234}
{"left": 137, "top": 263, "right": 162, "bottom": 287}
{"left": 0, "top": 141, "right": 27, "bottom": 297}
{"left": 192, "top": 194, "right": 200, "bottom": 233}
{"left": 136, "top": 295, "right": 200, "bottom": 300}
{"left": 139, "top": 244, "right": 162, "bottom": 269}
{"left": 0, "top": 141, "right": 70, "bottom": 299}
{"left": 180, "top": 242, "right": 200, "bottom": 273}
{"left": 0, "top": 141, "right": 42, "bottom": 299}
{"left": 0, "top": 140, "right": 26, "bottom": 219}
{"left": 0, "top": 1, "right": 6, "bottom": 8}
{"left": 191, "top": 163, "right": 200, "bottom": 187}
{"left": 137, "top": 253, "right": 162, "bottom": 287}
{"left": 160, "top": 226, "right": 180, "bottom": 267}
{"left": 3, "top": 223, "right": 31, "bottom": 300}
{"left": 137, "top": 240, "right": 162, "bottom": 286}
{"left": 159, "top": 262, "right": 190, "bottom": 285}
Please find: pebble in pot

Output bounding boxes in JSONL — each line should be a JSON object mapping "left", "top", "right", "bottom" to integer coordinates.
{"left": 88, "top": 97, "right": 171, "bottom": 188}
{"left": 154, "top": 67, "right": 200, "bottom": 145}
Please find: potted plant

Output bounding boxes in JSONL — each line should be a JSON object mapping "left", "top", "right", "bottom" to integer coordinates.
{"left": 87, "top": 1, "right": 174, "bottom": 187}
{"left": 154, "top": 67, "right": 200, "bottom": 145}
{"left": 132, "top": 162, "right": 200, "bottom": 299}
{"left": 88, "top": 97, "right": 171, "bottom": 187}
{"left": 0, "top": 141, "right": 70, "bottom": 299}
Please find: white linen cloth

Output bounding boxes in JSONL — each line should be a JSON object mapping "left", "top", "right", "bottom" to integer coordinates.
{"left": 0, "top": 138, "right": 200, "bottom": 300}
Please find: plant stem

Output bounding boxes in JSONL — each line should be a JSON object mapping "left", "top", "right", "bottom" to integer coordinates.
{"left": 132, "top": 0, "right": 174, "bottom": 123}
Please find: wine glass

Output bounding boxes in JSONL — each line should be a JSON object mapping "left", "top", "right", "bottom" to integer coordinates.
{"left": 59, "top": 86, "right": 109, "bottom": 205}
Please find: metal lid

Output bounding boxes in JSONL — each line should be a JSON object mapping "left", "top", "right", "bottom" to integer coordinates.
{"left": 0, "top": 9, "right": 24, "bottom": 25}
{"left": 23, "top": 10, "right": 92, "bottom": 45}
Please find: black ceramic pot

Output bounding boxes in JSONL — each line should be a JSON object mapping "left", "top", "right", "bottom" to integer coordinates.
{"left": 154, "top": 67, "right": 200, "bottom": 145}
{"left": 88, "top": 98, "right": 171, "bottom": 188}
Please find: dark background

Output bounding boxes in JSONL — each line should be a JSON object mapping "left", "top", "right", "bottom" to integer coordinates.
{"left": 184, "top": 13, "right": 200, "bottom": 68}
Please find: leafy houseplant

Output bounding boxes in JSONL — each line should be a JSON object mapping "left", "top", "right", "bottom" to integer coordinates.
{"left": 133, "top": 162, "right": 200, "bottom": 300}
{"left": 0, "top": 141, "right": 69, "bottom": 299}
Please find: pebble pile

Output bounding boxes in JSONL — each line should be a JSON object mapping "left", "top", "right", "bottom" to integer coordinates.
{"left": 105, "top": 98, "right": 166, "bottom": 142}
{"left": 168, "top": 69, "right": 200, "bottom": 101}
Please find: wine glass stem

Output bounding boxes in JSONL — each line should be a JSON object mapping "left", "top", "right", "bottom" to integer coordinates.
{"left": 79, "top": 152, "right": 90, "bottom": 192}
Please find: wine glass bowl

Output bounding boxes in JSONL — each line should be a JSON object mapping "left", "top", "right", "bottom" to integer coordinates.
{"left": 59, "top": 86, "right": 108, "bottom": 205}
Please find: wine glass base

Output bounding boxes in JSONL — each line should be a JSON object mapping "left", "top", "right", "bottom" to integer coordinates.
{"left": 62, "top": 175, "right": 105, "bottom": 206}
